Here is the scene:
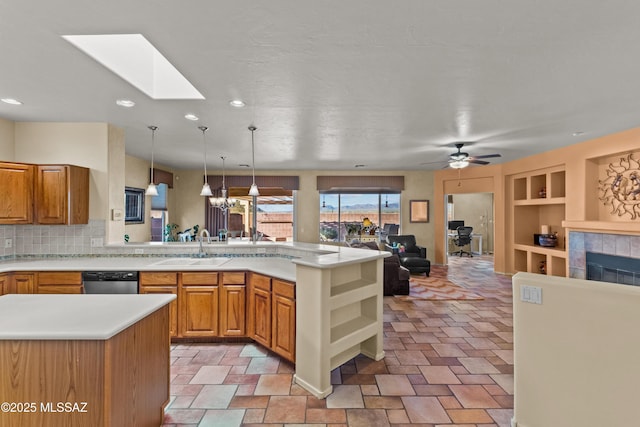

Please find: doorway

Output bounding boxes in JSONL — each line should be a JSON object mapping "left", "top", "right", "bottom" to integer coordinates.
{"left": 445, "top": 192, "right": 494, "bottom": 264}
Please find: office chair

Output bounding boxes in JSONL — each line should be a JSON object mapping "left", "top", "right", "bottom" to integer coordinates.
{"left": 453, "top": 226, "right": 474, "bottom": 257}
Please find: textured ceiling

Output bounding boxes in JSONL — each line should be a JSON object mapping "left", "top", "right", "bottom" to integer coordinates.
{"left": 1, "top": 1, "right": 640, "bottom": 171}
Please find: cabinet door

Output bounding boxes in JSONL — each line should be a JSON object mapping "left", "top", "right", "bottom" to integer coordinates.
{"left": 35, "top": 165, "right": 68, "bottom": 224}
{"left": 180, "top": 286, "right": 219, "bottom": 337}
{"left": 140, "top": 285, "right": 178, "bottom": 337}
{"left": 13, "top": 273, "right": 35, "bottom": 294}
{"left": 249, "top": 286, "right": 271, "bottom": 347}
{"left": 0, "top": 273, "right": 8, "bottom": 295}
{"left": 0, "top": 162, "right": 34, "bottom": 224}
{"left": 220, "top": 285, "right": 246, "bottom": 336}
{"left": 272, "top": 280, "right": 296, "bottom": 362}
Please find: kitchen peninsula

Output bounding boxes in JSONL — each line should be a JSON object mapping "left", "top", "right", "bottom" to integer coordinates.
{"left": 0, "top": 294, "right": 175, "bottom": 427}
{"left": 0, "top": 241, "right": 388, "bottom": 399}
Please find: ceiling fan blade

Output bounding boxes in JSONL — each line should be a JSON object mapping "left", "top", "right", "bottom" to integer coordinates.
{"left": 471, "top": 153, "right": 502, "bottom": 159}
{"left": 469, "top": 159, "right": 490, "bottom": 165}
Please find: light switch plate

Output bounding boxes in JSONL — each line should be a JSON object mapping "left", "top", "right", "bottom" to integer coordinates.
{"left": 4, "top": 238, "right": 12, "bottom": 248}
{"left": 111, "top": 208, "right": 124, "bottom": 221}
{"left": 521, "top": 285, "right": 542, "bottom": 304}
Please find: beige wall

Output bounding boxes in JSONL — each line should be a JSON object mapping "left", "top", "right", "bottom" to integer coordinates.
{"left": 14, "top": 122, "right": 110, "bottom": 220}
{"left": 0, "top": 118, "right": 14, "bottom": 160}
{"left": 513, "top": 272, "right": 640, "bottom": 427}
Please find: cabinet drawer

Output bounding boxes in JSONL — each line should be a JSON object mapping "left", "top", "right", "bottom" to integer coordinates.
{"left": 182, "top": 272, "right": 218, "bottom": 285}
{"left": 222, "top": 272, "right": 245, "bottom": 285}
{"left": 38, "top": 271, "right": 82, "bottom": 285}
{"left": 140, "top": 272, "right": 178, "bottom": 285}
{"left": 251, "top": 273, "right": 271, "bottom": 291}
{"left": 272, "top": 279, "right": 295, "bottom": 299}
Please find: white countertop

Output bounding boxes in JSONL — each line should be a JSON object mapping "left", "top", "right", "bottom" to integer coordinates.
{"left": 0, "top": 294, "right": 176, "bottom": 340}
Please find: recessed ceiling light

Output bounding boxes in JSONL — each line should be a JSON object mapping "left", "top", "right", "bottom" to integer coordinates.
{"left": 229, "top": 100, "right": 245, "bottom": 108}
{"left": 1, "top": 98, "right": 23, "bottom": 105}
{"left": 116, "top": 99, "right": 135, "bottom": 107}
{"left": 184, "top": 113, "right": 199, "bottom": 121}
{"left": 572, "top": 131, "right": 585, "bottom": 136}
{"left": 355, "top": 164, "right": 366, "bottom": 168}
{"left": 238, "top": 163, "right": 250, "bottom": 168}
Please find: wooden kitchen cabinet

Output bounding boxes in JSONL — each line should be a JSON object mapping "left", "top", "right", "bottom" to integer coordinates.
{"left": 35, "top": 164, "right": 89, "bottom": 224}
{"left": 248, "top": 273, "right": 272, "bottom": 348}
{"left": 0, "top": 162, "right": 34, "bottom": 224}
{"left": 271, "top": 279, "right": 296, "bottom": 362}
{"left": 140, "top": 272, "right": 179, "bottom": 337}
{"left": 220, "top": 272, "right": 246, "bottom": 336}
{"left": 36, "top": 271, "right": 83, "bottom": 294}
{"left": 179, "top": 272, "right": 219, "bottom": 337}
{"left": 0, "top": 273, "right": 8, "bottom": 295}
{"left": 12, "top": 273, "right": 35, "bottom": 294}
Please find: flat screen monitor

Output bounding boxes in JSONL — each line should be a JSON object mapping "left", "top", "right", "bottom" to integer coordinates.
{"left": 448, "top": 220, "right": 465, "bottom": 231}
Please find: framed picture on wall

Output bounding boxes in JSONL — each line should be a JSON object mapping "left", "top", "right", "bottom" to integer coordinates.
{"left": 410, "top": 200, "right": 429, "bottom": 223}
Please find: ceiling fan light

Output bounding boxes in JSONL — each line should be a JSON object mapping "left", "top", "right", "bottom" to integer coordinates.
{"left": 450, "top": 160, "right": 469, "bottom": 169}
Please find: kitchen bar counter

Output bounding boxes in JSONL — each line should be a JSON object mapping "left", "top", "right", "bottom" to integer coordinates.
{"left": 0, "top": 294, "right": 176, "bottom": 339}
{"left": 0, "top": 294, "right": 174, "bottom": 427}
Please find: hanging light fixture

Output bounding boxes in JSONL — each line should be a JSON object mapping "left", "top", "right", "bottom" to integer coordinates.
{"left": 199, "top": 126, "right": 213, "bottom": 196}
{"left": 248, "top": 125, "right": 260, "bottom": 196}
{"left": 209, "top": 156, "right": 237, "bottom": 211}
{"left": 145, "top": 125, "right": 159, "bottom": 196}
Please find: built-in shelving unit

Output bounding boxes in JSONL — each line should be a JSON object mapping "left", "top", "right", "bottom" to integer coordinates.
{"left": 509, "top": 165, "right": 567, "bottom": 277}
{"left": 293, "top": 258, "right": 384, "bottom": 398}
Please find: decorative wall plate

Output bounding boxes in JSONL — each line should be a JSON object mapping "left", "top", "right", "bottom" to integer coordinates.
{"left": 598, "top": 153, "right": 640, "bottom": 218}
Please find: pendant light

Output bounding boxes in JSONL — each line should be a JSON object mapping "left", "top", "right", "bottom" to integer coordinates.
{"left": 145, "top": 125, "right": 159, "bottom": 196}
{"left": 199, "top": 126, "right": 213, "bottom": 196}
{"left": 248, "top": 125, "right": 260, "bottom": 196}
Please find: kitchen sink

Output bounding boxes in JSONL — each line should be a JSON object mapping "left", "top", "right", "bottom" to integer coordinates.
{"left": 151, "top": 257, "right": 230, "bottom": 266}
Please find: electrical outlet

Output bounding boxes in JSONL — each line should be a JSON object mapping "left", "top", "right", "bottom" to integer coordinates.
{"left": 4, "top": 238, "right": 12, "bottom": 248}
{"left": 134, "top": 248, "right": 144, "bottom": 255}
{"left": 90, "top": 238, "right": 103, "bottom": 247}
{"left": 257, "top": 247, "right": 266, "bottom": 254}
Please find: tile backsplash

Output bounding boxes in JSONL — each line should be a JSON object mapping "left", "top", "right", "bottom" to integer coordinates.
{"left": 0, "top": 220, "right": 106, "bottom": 259}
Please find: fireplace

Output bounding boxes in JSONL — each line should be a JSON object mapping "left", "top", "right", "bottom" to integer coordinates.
{"left": 568, "top": 231, "right": 640, "bottom": 282}
{"left": 586, "top": 252, "right": 640, "bottom": 286}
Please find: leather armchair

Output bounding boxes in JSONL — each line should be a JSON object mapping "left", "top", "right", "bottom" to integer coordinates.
{"left": 385, "top": 235, "right": 431, "bottom": 276}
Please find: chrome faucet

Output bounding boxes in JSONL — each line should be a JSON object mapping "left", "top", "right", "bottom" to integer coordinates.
{"left": 196, "top": 236, "right": 207, "bottom": 257}
{"left": 199, "top": 228, "right": 211, "bottom": 243}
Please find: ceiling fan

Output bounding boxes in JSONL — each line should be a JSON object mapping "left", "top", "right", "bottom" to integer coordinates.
{"left": 423, "top": 142, "right": 502, "bottom": 169}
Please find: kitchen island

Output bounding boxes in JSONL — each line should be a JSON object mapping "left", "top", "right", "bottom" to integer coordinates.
{"left": 0, "top": 294, "right": 175, "bottom": 427}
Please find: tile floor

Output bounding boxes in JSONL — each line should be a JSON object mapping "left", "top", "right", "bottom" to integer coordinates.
{"left": 163, "top": 255, "right": 514, "bottom": 426}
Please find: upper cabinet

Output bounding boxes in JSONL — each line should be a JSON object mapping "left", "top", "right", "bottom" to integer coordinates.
{"left": 0, "top": 162, "right": 89, "bottom": 225}
{"left": 35, "top": 165, "right": 89, "bottom": 224}
{"left": 0, "top": 162, "right": 34, "bottom": 224}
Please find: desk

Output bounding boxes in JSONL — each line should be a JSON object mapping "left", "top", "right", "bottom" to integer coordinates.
{"left": 448, "top": 233, "right": 483, "bottom": 255}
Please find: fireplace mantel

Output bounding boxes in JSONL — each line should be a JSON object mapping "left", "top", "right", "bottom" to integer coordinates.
{"left": 563, "top": 220, "right": 640, "bottom": 235}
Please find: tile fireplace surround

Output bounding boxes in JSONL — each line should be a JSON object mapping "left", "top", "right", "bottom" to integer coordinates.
{"left": 569, "top": 231, "right": 640, "bottom": 280}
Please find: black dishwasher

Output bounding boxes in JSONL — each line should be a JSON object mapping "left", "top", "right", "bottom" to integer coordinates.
{"left": 82, "top": 271, "right": 139, "bottom": 294}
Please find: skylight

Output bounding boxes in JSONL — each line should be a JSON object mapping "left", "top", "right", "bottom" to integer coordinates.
{"left": 62, "top": 34, "right": 204, "bottom": 100}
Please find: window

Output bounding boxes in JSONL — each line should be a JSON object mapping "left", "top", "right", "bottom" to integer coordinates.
{"left": 124, "top": 187, "right": 145, "bottom": 224}
{"left": 319, "top": 193, "right": 400, "bottom": 242}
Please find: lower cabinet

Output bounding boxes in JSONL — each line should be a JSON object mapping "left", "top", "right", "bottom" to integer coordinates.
{"left": 272, "top": 279, "right": 296, "bottom": 362}
{"left": 12, "top": 273, "right": 35, "bottom": 294}
{"left": 36, "top": 271, "right": 83, "bottom": 294}
{"left": 180, "top": 272, "right": 219, "bottom": 337}
{"left": 220, "top": 272, "right": 246, "bottom": 336}
{"left": 0, "top": 273, "right": 8, "bottom": 295}
{"left": 249, "top": 273, "right": 296, "bottom": 363}
{"left": 140, "top": 272, "right": 179, "bottom": 338}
